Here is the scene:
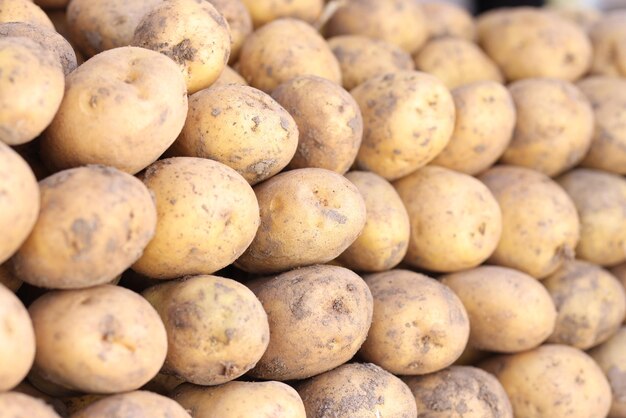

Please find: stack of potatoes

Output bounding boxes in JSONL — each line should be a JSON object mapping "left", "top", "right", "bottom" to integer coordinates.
{"left": 3, "top": 0, "right": 626, "bottom": 417}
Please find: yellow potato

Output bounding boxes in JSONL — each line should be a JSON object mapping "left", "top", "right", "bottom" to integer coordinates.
{"left": 241, "top": 0, "right": 323, "bottom": 28}
{"left": 420, "top": 1, "right": 476, "bottom": 41}
{"left": 70, "top": 391, "right": 191, "bottom": 418}
{"left": 589, "top": 11, "right": 626, "bottom": 77}
{"left": 589, "top": 327, "right": 626, "bottom": 418}
{"left": 208, "top": 0, "right": 252, "bottom": 63}
{"left": 0, "top": 0, "right": 53, "bottom": 29}
{"left": 0, "top": 393, "right": 61, "bottom": 418}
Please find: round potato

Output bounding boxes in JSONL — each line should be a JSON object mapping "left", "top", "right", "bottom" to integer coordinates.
{"left": 420, "top": 1, "right": 476, "bottom": 41}
{"left": 589, "top": 11, "right": 626, "bottom": 77}
{"left": 0, "top": 393, "right": 61, "bottom": 418}
{"left": 0, "top": 262, "right": 22, "bottom": 292}
{"left": 131, "top": 158, "right": 259, "bottom": 279}
{"left": 208, "top": 0, "right": 252, "bottom": 63}
{"left": 172, "top": 85, "right": 298, "bottom": 185}
{"left": 394, "top": 166, "right": 502, "bottom": 273}
{"left": 431, "top": 81, "right": 515, "bottom": 175}
{"left": 359, "top": 269, "right": 470, "bottom": 375}
{"left": 480, "top": 344, "right": 611, "bottom": 418}
{"left": 589, "top": 327, "right": 626, "bottom": 418}
{"left": 142, "top": 275, "right": 269, "bottom": 385}
{"left": 500, "top": 78, "right": 593, "bottom": 177}
{"left": 0, "top": 0, "right": 53, "bottom": 29}
{"left": 239, "top": 18, "right": 341, "bottom": 93}
{"left": 351, "top": 71, "right": 455, "bottom": 180}
{"left": 272, "top": 75, "right": 362, "bottom": 173}
{"left": 212, "top": 66, "right": 248, "bottom": 87}
{"left": 405, "top": 366, "right": 513, "bottom": 418}
{"left": 70, "top": 391, "right": 191, "bottom": 418}
{"left": 297, "top": 363, "right": 417, "bottom": 418}
{"left": 241, "top": 0, "right": 323, "bottom": 28}
{"left": 235, "top": 168, "right": 365, "bottom": 274}
{"left": 29, "top": 285, "right": 167, "bottom": 394}
{"left": 479, "top": 165, "right": 580, "bottom": 279}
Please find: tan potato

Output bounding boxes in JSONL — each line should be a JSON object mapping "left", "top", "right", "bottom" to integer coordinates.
{"left": 501, "top": 78, "right": 594, "bottom": 176}
{"left": 479, "top": 165, "right": 580, "bottom": 279}
{"left": 405, "top": 366, "right": 513, "bottom": 418}
{"left": 172, "top": 85, "right": 298, "bottom": 185}
{"left": 272, "top": 75, "right": 362, "bottom": 173}
{"left": 0, "top": 262, "right": 22, "bottom": 292}
{"left": 431, "top": 81, "right": 515, "bottom": 175}
{"left": 142, "top": 275, "right": 269, "bottom": 385}
{"left": 208, "top": 0, "right": 252, "bottom": 63}
{"left": 132, "top": 158, "right": 259, "bottom": 279}
{"left": 239, "top": 18, "right": 341, "bottom": 93}
{"left": 589, "top": 11, "right": 626, "bottom": 77}
{"left": 394, "top": 166, "right": 502, "bottom": 273}
{"left": 173, "top": 381, "right": 306, "bottom": 418}
{"left": 246, "top": 265, "right": 372, "bottom": 380}
{"left": 480, "top": 345, "right": 611, "bottom": 418}
{"left": 29, "top": 285, "right": 167, "bottom": 394}
{"left": 241, "top": 0, "right": 323, "bottom": 28}
{"left": 70, "top": 391, "right": 191, "bottom": 418}
{"left": 420, "top": 1, "right": 476, "bottom": 41}
{"left": 297, "top": 363, "right": 417, "bottom": 418}
{"left": 351, "top": 71, "right": 455, "bottom": 180}
{"left": 0, "top": 393, "right": 61, "bottom": 418}
{"left": 212, "top": 66, "right": 248, "bottom": 87}
{"left": 235, "top": 168, "right": 365, "bottom": 274}
{"left": 359, "top": 269, "right": 470, "bottom": 375}
{"left": 548, "top": 6, "right": 602, "bottom": 33}
{"left": 327, "top": 35, "right": 414, "bottom": 91}
{"left": 414, "top": 38, "right": 503, "bottom": 90}
{"left": 0, "top": 0, "right": 53, "bottom": 29}
{"left": 589, "top": 327, "right": 626, "bottom": 418}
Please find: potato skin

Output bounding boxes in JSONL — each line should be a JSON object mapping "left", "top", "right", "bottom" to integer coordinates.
{"left": 142, "top": 275, "right": 269, "bottom": 385}
{"left": 0, "top": 393, "right": 61, "bottom": 418}
{"left": 421, "top": 1, "right": 476, "bottom": 41}
{"left": 589, "top": 327, "right": 626, "bottom": 418}
{"left": 589, "top": 11, "right": 626, "bottom": 77}
{"left": 395, "top": 166, "right": 502, "bottom": 273}
{"left": 241, "top": 0, "right": 323, "bottom": 28}
{"left": 208, "top": 0, "right": 252, "bottom": 63}
{"left": 0, "top": 0, "right": 53, "bottom": 29}
{"left": 404, "top": 366, "right": 513, "bottom": 418}
{"left": 70, "top": 391, "right": 191, "bottom": 418}
{"left": 297, "top": 363, "right": 417, "bottom": 418}
{"left": 272, "top": 75, "right": 362, "bottom": 173}
{"left": 247, "top": 265, "right": 372, "bottom": 380}
{"left": 235, "top": 168, "right": 365, "bottom": 274}
{"left": 351, "top": 71, "right": 455, "bottom": 181}
{"left": 359, "top": 270, "right": 470, "bottom": 375}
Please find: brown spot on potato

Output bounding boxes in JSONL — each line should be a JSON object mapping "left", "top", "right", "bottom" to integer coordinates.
{"left": 165, "top": 39, "right": 197, "bottom": 65}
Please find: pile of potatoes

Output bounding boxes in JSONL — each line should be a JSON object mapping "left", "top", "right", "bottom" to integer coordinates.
{"left": 3, "top": 0, "right": 626, "bottom": 417}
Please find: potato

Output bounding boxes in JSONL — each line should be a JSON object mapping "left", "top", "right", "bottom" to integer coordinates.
{"left": 500, "top": 78, "right": 593, "bottom": 176}
{"left": 173, "top": 381, "right": 306, "bottom": 418}
{"left": 325, "top": 0, "right": 427, "bottom": 54}
{"left": 235, "top": 168, "right": 365, "bottom": 274}
{"left": 351, "top": 71, "right": 455, "bottom": 180}
{"left": 272, "top": 75, "right": 362, "bottom": 173}
{"left": 241, "top": 0, "right": 323, "bottom": 28}
{"left": 29, "top": 285, "right": 167, "bottom": 394}
{"left": 0, "top": 0, "right": 53, "bottom": 29}
{"left": 142, "top": 275, "right": 269, "bottom": 385}
{"left": 132, "top": 0, "right": 230, "bottom": 94}
{"left": 246, "top": 265, "right": 372, "bottom": 380}
{"left": 0, "top": 393, "right": 61, "bottom": 418}
{"left": 70, "top": 391, "right": 191, "bottom": 418}
{"left": 213, "top": 66, "right": 248, "bottom": 87}
{"left": 359, "top": 269, "right": 470, "bottom": 375}
{"left": 557, "top": 169, "right": 626, "bottom": 266}
{"left": 208, "top": 0, "right": 252, "bottom": 63}
{"left": 431, "top": 81, "right": 515, "bottom": 175}
{"left": 404, "top": 366, "right": 513, "bottom": 418}
{"left": 589, "top": 11, "right": 626, "bottom": 77}
{"left": 479, "top": 165, "right": 580, "bottom": 279}
{"left": 480, "top": 344, "right": 611, "bottom": 418}
{"left": 239, "top": 18, "right": 341, "bottom": 93}
{"left": 414, "top": 38, "right": 503, "bottom": 90}
{"left": 41, "top": 47, "right": 187, "bottom": 174}
{"left": 394, "top": 166, "right": 502, "bottom": 273}
{"left": 477, "top": 7, "right": 592, "bottom": 81}
{"left": 337, "top": 171, "right": 409, "bottom": 272}
{"left": 131, "top": 158, "right": 259, "bottom": 279}
{"left": 0, "top": 262, "right": 22, "bottom": 292}
{"left": 172, "top": 85, "right": 298, "bottom": 185}
{"left": 420, "top": 1, "right": 476, "bottom": 41}
{"left": 297, "top": 363, "right": 417, "bottom": 418}
{"left": 327, "top": 35, "right": 414, "bottom": 91}
{"left": 442, "top": 266, "right": 556, "bottom": 353}
{"left": 589, "top": 327, "right": 626, "bottom": 418}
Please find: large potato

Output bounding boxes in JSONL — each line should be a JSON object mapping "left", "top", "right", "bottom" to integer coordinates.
{"left": 0, "top": 0, "right": 53, "bottom": 29}
{"left": 420, "top": 1, "right": 476, "bottom": 41}
{"left": 589, "top": 11, "right": 626, "bottom": 77}
{"left": 241, "top": 0, "right": 323, "bottom": 28}
{"left": 208, "top": 0, "right": 252, "bottom": 63}
{"left": 351, "top": 71, "right": 455, "bottom": 180}
{"left": 0, "top": 393, "right": 61, "bottom": 418}
{"left": 589, "top": 327, "right": 626, "bottom": 418}
{"left": 70, "top": 391, "right": 191, "bottom": 418}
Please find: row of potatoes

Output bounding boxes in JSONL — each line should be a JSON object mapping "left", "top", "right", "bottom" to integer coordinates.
{"left": 2, "top": 0, "right": 626, "bottom": 417}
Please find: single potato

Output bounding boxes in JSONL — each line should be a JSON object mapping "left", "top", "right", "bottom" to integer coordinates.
{"left": 589, "top": 327, "right": 626, "bottom": 418}
{"left": 589, "top": 11, "right": 626, "bottom": 77}
{"left": 420, "top": 1, "right": 476, "bottom": 41}
{"left": 0, "top": 393, "right": 61, "bottom": 418}
{"left": 0, "top": 0, "right": 53, "bottom": 29}
{"left": 241, "top": 0, "right": 323, "bottom": 28}
{"left": 70, "top": 391, "right": 191, "bottom": 418}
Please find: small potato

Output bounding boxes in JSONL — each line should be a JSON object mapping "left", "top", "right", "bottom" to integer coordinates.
{"left": 29, "top": 285, "right": 167, "bottom": 394}
{"left": 212, "top": 66, "right": 248, "bottom": 87}
{"left": 589, "top": 11, "right": 626, "bottom": 77}
{"left": 394, "top": 166, "right": 502, "bottom": 273}
{"left": 241, "top": 0, "right": 323, "bottom": 28}
{"left": 480, "top": 345, "right": 611, "bottom": 418}
{"left": 0, "top": 0, "right": 53, "bottom": 29}
{"left": 208, "top": 0, "right": 252, "bottom": 63}
{"left": 172, "top": 85, "right": 298, "bottom": 185}
{"left": 235, "top": 168, "right": 365, "bottom": 274}
{"left": 70, "top": 391, "right": 191, "bottom": 418}
{"left": 327, "top": 35, "right": 414, "bottom": 91}
{"left": 0, "top": 393, "right": 61, "bottom": 418}
{"left": 142, "top": 275, "right": 269, "bottom": 385}
{"left": 431, "top": 81, "right": 515, "bottom": 175}
{"left": 351, "top": 71, "right": 455, "bottom": 181}
{"left": 557, "top": 169, "right": 626, "bottom": 266}
{"left": 272, "top": 75, "right": 362, "bottom": 173}
{"left": 239, "top": 18, "right": 341, "bottom": 93}
{"left": 589, "top": 327, "right": 626, "bottom": 418}
{"left": 479, "top": 165, "right": 580, "bottom": 279}
{"left": 544, "top": 260, "right": 626, "bottom": 349}
{"left": 337, "top": 171, "right": 410, "bottom": 272}
{"left": 173, "top": 381, "right": 306, "bottom": 418}
{"left": 405, "top": 366, "right": 513, "bottom": 418}
{"left": 0, "top": 262, "right": 22, "bottom": 292}
{"left": 442, "top": 266, "right": 556, "bottom": 353}
{"left": 500, "top": 78, "right": 593, "bottom": 176}
{"left": 297, "top": 363, "right": 417, "bottom": 418}
{"left": 132, "top": 158, "right": 259, "bottom": 280}
{"left": 420, "top": 1, "right": 476, "bottom": 41}
{"left": 359, "top": 270, "right": 470, "bottom": 375}
{"left": 414, "top": 38, "right": 503, "bottom": 90}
